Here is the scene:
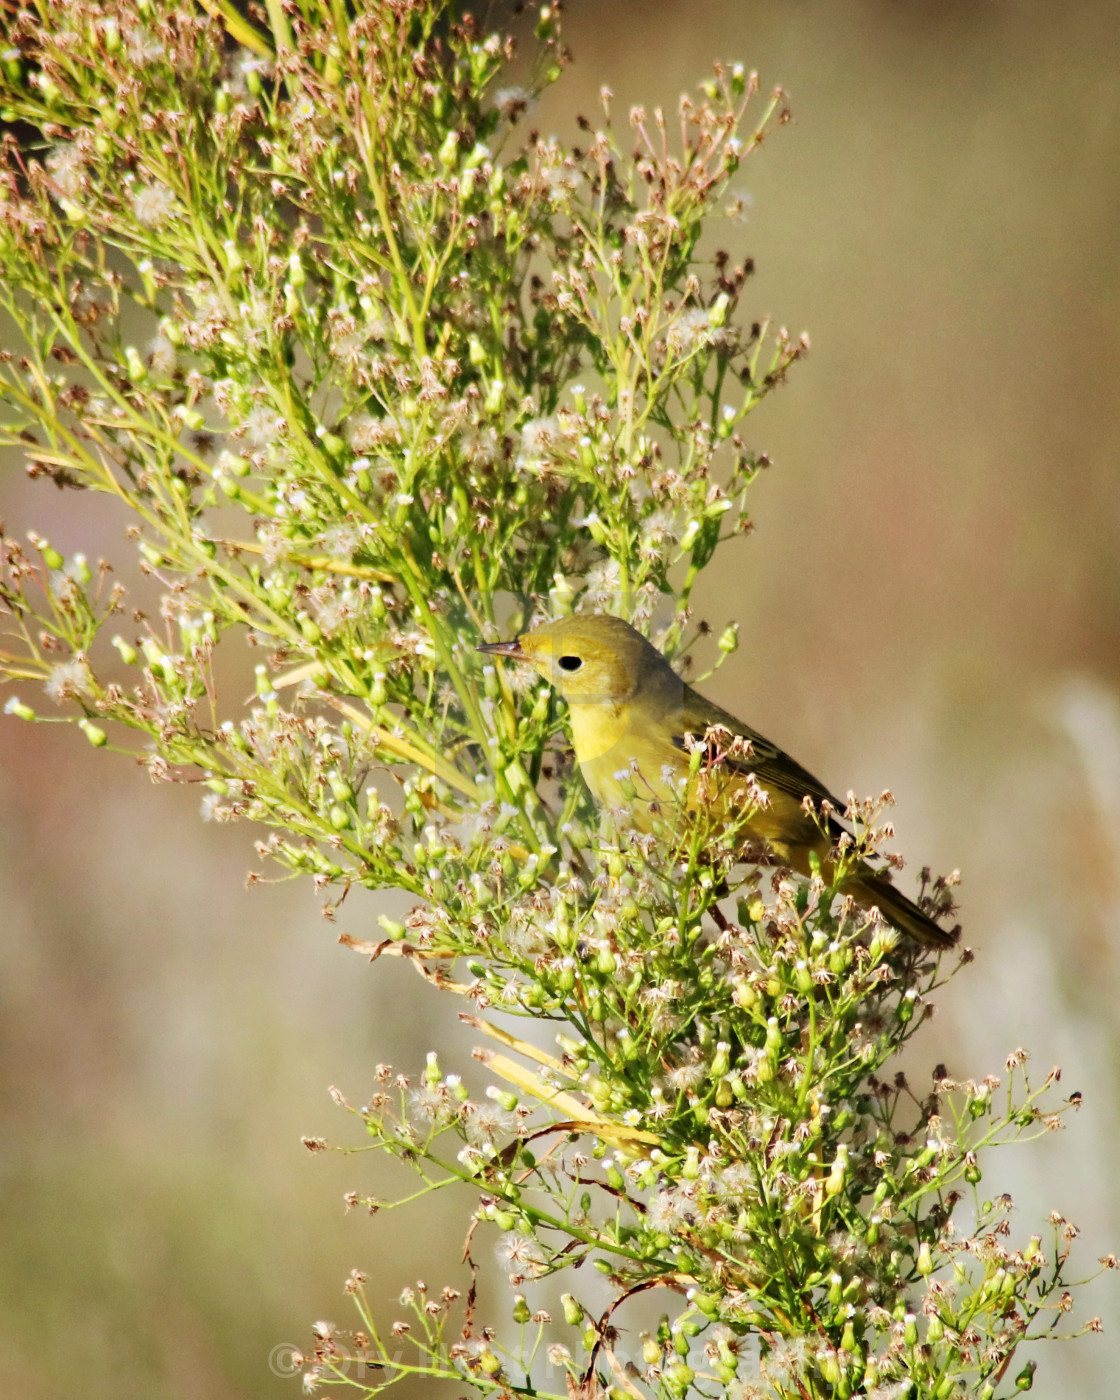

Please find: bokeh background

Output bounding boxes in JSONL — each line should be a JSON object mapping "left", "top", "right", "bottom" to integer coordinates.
{"left": 2, "top": 1, "right": 1119, "bottom": 1395}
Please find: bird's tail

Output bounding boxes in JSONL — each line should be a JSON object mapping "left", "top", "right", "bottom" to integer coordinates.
{"left": 844, "top": 868, "right": 959, "bottom": 951}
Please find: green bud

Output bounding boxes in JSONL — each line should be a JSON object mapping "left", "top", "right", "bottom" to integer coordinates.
{"left": 79, "top": 718, "right": 107, "bottom": 747}
{"left": 137, "top": 260, "right": 157, "bottom": 305}
{"left": 916, "top": 1241, "right": 933, "bottom": 1275}
{"left": 819, "top": 1350, "right": 841, "bottom": 1386}
{"left": 4, "top": 697, "right": 36, "bottom": 721}
{"left": 512, "top": 1294, "right": 531, "bottom": 1324}
{"left": 561, "top": 1293, "right": 584, "bottom": 1326}
{"left": 329, "top": 772, "right": 353, "bottom": 802}
{"left": 329, "top": 804, "right": 350, "bottom": 830}
{"left": 731, "top": 977, "right": 756, "bottom": 1008}
{"left": 438, "top": 130, "right": 459, "bottom": 168}
{"left": 484, "top": 378, "right": 505, "bottom": 414}
{"left": 39, "top": 541, "right": 65, "bottom": 571}
{"left": 378, "top": 916, "right": 405, "bottom": 940}
{"left": 825, "top": 1144, "right": 849, "bottom": 1198}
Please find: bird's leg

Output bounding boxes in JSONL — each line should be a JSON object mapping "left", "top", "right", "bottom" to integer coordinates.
{"left": 710, "top": 903, "right": 734, "bottom": 936}
{"left": 706, "top": 875, "right": 738, "bottom": 936}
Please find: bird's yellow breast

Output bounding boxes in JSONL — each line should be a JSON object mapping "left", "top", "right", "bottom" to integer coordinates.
{"left": 570, "top": 698, "right": 684, "bottom": 816}
{"left": 569, "top": 697, "right": 819, "bottom": 854}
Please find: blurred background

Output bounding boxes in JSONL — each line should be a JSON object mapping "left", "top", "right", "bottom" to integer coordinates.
{"left": 2, "top": 0, "right": 1118, "bottom": 1394}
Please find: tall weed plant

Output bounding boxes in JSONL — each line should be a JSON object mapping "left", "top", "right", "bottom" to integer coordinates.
{"left": 0, "top": 3, "right": 1109, "bottom": 1396}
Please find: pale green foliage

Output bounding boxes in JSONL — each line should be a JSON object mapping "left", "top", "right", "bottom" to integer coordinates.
{"left": 0, "top": 3, "right": 1109, "bottom": 1398}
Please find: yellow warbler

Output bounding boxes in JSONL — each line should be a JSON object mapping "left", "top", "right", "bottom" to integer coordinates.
{"left": 479, "top": 613, "right": 957, "bottom": 950}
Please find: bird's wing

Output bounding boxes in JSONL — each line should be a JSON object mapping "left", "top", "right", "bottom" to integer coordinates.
{"left": 675, "top": 690, "right": 847, "bottom": 814}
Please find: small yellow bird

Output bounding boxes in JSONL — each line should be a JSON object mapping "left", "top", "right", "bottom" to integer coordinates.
{"left": 479, "top": 613, "right": 957, "bottom": 950}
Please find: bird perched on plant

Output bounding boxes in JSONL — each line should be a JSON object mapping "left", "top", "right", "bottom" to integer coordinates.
{"left": 478, "top": 613, "right": 957, "bottom": 950}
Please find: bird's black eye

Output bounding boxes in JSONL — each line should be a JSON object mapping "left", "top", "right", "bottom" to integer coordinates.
{"left": 557, "top": 655, "right": 583, "bottom": 673}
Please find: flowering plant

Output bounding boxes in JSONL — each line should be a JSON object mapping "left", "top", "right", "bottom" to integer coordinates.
{"left": 0, "top": 2, "right": 1109, "bottom": 1396}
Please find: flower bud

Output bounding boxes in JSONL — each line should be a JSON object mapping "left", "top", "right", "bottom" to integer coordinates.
{"left": 483, "top": 379, "right": 505, "bottom": 414}
{"left": 562, "top": 1293, "right": 584, "bottom": 1326}
{"left": 36, "top": 538, "right": 65, "bottom": 570}
{"left": 329, "top": 772, "right": 354, "bottom": 802}
{"left": 79, "top": 718, "right": 107, "bottom": 747}
{"left": 438, "top": 130, "right": 459, "bottom": 168}
{"left": 825, "top": 1144, "right": 849, "bottom": 1199}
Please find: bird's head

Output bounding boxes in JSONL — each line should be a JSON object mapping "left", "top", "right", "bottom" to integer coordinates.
{"left": 478, "top": 613, "right": 664, "bottom": 706}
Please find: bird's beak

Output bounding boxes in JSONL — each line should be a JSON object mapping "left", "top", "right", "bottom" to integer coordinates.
{"left": 476, "top": 639, "right": 526, "bottom": 660}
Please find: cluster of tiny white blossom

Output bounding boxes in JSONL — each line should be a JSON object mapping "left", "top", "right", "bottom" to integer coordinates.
{"left": 0, "top": 3, "right": 1109, "bottom": 1399}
